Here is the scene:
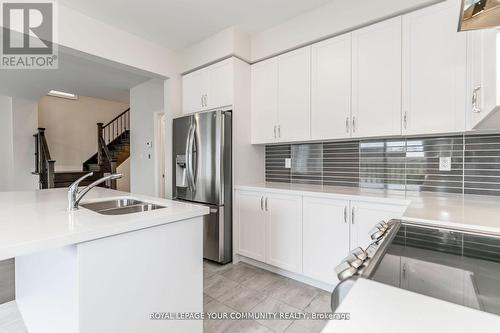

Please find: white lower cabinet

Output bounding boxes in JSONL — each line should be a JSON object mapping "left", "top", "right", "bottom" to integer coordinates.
{"left": 235, "top": 189, "right": 408, "bottom": 286}
{"left": 349, "top": 200, "right": 406, "bottom": 251}
{"left": 303, "top": 197, "right": 350, "bottom": 285}
{"left": 266, "top": 193, "right": 303, "bottom": 273}
{"left": 235, "top": 190, "right": 302, "bottom": 273}
{"left": 235, "top": 190, "right": 267, "bottom": 262}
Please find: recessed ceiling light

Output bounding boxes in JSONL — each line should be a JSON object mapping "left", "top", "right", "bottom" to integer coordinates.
{"left": 47, "top": 90, "right": 78, "bottom": 100}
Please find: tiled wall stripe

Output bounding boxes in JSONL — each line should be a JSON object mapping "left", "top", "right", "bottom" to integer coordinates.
{"left": 265, "top": 133, "right": 500, "bottom": 196}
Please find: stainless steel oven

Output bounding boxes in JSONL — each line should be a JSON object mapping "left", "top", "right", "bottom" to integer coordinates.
{"left": 332, "top": 219, "right": 500, "bottom": 316}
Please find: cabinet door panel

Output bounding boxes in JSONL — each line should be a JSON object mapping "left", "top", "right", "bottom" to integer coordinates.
{"left": 350, "top": 200, "right": 406, "bottom": 250}
{"left": 352, "top": 17, "right": 402, "bottom": 138}
{"left": 235, "top": 191, "right": 267, "bottom": 262}
{"left": 266, "top": 193, "right": 303, "bottom": 273}
{"left": 468, "top": 29, "right": 498, "bottom": 129}
{"left": 251, "top": 58, "right": 279, "bottom": 144}
{"left": 278, "top": 46, "right": 311, "bottom": 142}
{"left": 402, "top": 0, "right": 467, "bottom": 135}
{"left": 311, "top": 34, "right": 352, "bottom": 140}
{"left": 207, "top": 59, "right": 234, "bottom": 109}
{"left": 182, "top": 69, "right": 208, "bottom": 114}
{"left": 303, "top": 197, "right": 350, "bottom": 285}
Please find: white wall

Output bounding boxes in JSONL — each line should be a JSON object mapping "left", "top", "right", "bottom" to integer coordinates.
{"left": 251, "top": 0, "right": 442, "bottom": 61}
{"left": 0, "top": 96, "right": 14, "bottom": 191}
{"left": 12, "top": 99, "right": 39, "bottom": 190}
{"left": 0, "top": 96, "right": 38, "bottom": 191}
{"left": 0, "top": 4, "right": 177, "bottom": 79}
{"left": 179, "top": 27, "right": 251, "bottom": 73}
{"left": 116, "top": 157, "right": 131, "bottom": 192}
{"left": 57, "top": 5, "right": 178, "bottom": 79}
{"left": 38, "top": 96, "right": 128, "bottom": 171}
{"left": 130, "top": 79, "right": 166, "bottom": 196}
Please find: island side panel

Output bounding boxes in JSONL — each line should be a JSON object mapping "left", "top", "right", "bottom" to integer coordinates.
{"left": 77, "top": 216, "right": 203, "bottom": 333}
{"left": 15, "top": 246, "right": 79, "bottom": 333}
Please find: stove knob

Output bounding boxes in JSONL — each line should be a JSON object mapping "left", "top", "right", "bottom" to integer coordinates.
{"left": 369, "top": 226, "right": 385, "bottom": 240}
{"left": 377, "top": 221, "right": 389, "bottom": 229}
{"left": 365, "top": 243, "right": 378, "bottom": 257}
{"left": 334, "top": 261, "right": 357, "bottom": 281}
{"left": 343, "top": 254, "right": 363, "bottom": 269}
{"left": 375, "top": 222, "right": 388, "bottom": 233}
{"left": 349, "top": 247, "right": 368, "bottom": 261}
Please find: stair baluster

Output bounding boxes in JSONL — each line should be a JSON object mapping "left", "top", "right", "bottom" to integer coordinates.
{"left": 95, "top": 108, "right": 130, "bottom": 190}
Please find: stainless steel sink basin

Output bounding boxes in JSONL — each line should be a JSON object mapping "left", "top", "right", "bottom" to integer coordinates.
{"left": 81, "top": 199, "right": 166, "bottom": 215}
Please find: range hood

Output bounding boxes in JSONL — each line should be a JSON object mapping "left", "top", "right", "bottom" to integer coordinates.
{"left": 459, "top": 0, "right": 500, "bottom": 31}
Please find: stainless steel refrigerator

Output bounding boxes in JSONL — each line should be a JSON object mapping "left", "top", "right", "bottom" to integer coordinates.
{"left": 172, "top": 110, "right": 232, "bottom": 264}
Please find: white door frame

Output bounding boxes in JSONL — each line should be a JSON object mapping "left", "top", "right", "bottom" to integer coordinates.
{"left": 154, "top": 112, "right": 167, "bottom": 198}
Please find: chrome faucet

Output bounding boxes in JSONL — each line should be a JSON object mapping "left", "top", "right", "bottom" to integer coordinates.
{"left": 67, "top": 172, "right": 123, "bottom": 211}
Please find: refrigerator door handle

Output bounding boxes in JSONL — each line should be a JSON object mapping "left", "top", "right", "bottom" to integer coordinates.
{"left": 186, "top": 122, "right": 196, "bottom": 191}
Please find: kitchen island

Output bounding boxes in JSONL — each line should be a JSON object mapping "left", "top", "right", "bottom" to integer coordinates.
{"left": 0, "top": 188, "right": 209, "bottom": 333}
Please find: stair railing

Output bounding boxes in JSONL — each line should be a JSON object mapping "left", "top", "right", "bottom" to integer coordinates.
{"left": 101, "top": 108, "right": 130, "bottom": 144}
{"left": 33, "top": 128, "right": 55, "bottom": 189}
{"left": 96, "top": 108, "right": 129, "bottom": 189}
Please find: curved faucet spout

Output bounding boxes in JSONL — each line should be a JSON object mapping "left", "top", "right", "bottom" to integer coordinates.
{"left": 67, "top": 173, "right": 123, "bottom": 211}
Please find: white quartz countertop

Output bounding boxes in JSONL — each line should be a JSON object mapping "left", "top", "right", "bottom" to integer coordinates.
{"left": 0, "top": 188, "right": 209, "bottom": 261}
{"left": 236, "top": 182, "right": 500, "bottom": 234}
{"left": 322, "top": 278, "right": 500, "bottom": 333}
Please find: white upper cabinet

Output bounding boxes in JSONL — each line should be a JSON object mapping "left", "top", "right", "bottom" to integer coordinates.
{"left": 182, "top": 69, "right": 208, "bottom": 114}
{"left": 277, "top": 46, "right": 312, "bottom": 142}
{"left": 468, "top": 29, "right": 499, "bottom": 129}
{"left": 303, "top": 196, "right": 350, "bottom": 285}
{"left": 402, "top": 0, "right": 467, "bottom": 135}
{"left": 182, "top": 58, "right": 234, "bottom": 114}
{"left": 311, "top": 34, "right": 352, "bottom": 140}
{"left": 251, "top": 46, "right": 311, "bottom": 144}
{"left": 251, "top": 57, "right": 279, "bottom": 144}
{"left": 352, "top": 17, "right": 402, "bottom": 138}
{"left": 207, "top": 59, "right": 234, "bottom": 110}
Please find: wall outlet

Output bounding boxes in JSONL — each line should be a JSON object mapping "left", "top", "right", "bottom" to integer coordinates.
{"left": 439, "top": 156, "right": 451, "bottom": 171}
{"left": 284, "top": 158, "right": 292, "bottom": 169}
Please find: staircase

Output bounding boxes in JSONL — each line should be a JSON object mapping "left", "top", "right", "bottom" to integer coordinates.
{"left": 34, "top": 108, "right": 130, "bottom": 190}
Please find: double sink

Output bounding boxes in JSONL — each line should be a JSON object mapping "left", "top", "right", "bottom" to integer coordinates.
{"left": 81, "top": 199, "right": 166, "bottom": 215}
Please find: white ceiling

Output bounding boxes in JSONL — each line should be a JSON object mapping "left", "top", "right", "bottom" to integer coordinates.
{"left": 59, "top": 0, "right": 333, "bottom": 50}
{"left": 0, "top": 50, "right": 154, "bottom": 103}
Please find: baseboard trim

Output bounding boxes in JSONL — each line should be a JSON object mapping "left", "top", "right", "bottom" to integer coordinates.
{"left": 234, "top": 254, "right": 335, "bottom": 292}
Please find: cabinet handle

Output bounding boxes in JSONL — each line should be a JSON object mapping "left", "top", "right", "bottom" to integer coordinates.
{"left": 201, "top": 95, "right": 204, "bottom": 108}
{"left": 402, "top": 263, "right": 407, "bottom": 280}
{"left": 472, "top": 86, "right": 481, "bottom": 113}
{"left": 345, "top": 117, "right": 350, "bottom": 133}
{"left": 403, "top": 112, "right": 408, "bottom": 129}
{"left": 205, "top": 94, "right": 208, "bottom": 108}
{"left": 352, "top": 116, "right": 356, "bottom": 133}
{"left": 351, "top": 207, "right": 355, "bottom": 224}
{"left": 277, "top": 125, "right": 281, "bottom": 138}
{"left": 260, "top": 196, "right": 264, "bottom": 211}
{"left": 343, "top": 206, "right": 348, "bottom": 223}
{"left": 265, "top": 197, "right": 268, "bottom": 211}
{"left": 273, "top": 125, "right": 277, "bottom": 139}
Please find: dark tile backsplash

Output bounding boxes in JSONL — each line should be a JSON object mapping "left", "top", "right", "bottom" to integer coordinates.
{"left": 265, "top": 133, "right": 500, "bottom": 196}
